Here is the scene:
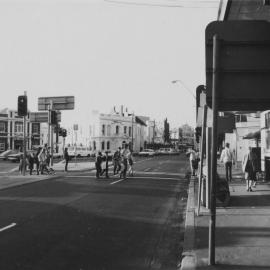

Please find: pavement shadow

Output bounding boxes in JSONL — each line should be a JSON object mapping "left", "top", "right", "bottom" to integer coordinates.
{"left": 229, "top": 194, "right": 270, "bottom": 207}
{"left": 197, "top": 265, "right": 270, "bottom": 270}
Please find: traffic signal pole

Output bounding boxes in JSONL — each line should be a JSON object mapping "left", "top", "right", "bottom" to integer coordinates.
{"left": 50, "top": 100, "right": 54, "bottom": 167}
{"left": 22, "top": 91, "right": 27, "bottom": 176}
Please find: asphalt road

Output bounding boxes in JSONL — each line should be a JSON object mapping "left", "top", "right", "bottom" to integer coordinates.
{"left": 0, "top": 154, "right": 190, "bottom": 270}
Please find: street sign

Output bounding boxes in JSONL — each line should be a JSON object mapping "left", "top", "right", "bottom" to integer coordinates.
{"left": 206, "top": 20, "right": 270, "bottom": 111}
{"left": 30, "top": 111, "right": 61, "bottom": 123}
{"left": 38, "top": 96, "right": 75, "bottom": 111}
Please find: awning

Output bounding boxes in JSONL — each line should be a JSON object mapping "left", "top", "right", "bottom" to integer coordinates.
{"left": 243, "top": 130, "right": 261, "bottom": 140}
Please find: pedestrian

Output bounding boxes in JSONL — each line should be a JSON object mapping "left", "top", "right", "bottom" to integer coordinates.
{"left": 127, "top": 152, "right": 134, "bottom": 176}
{"left": 120, "top": 144, "right": 131, "bottom": 179}
{"left": 38, "top": 148, "right": 47, "bottom": 174}
{"left": 100, "top": 151, "right": 110, "bottom": 178}
{"left": 113, "top": 147, "right": 121, "bottom": 175}
{"left": 35, "top": 147, "right": 42, "bottom": 175}
{"left": 95, "top": 151, "right": 103, "bottom": 179}
{"left": 19, "top": 152, "right": 24, "bottom": 174}
{"left": 189, "top": 148, "right": 198, "bottom": 176}
{"left": 64, "top": 147, "right": 69, "bottom": 172}
{"left": 242, "top": 147, "right": 259, "bottom": 192}
{"left": 28, "top": 152, "right": 35, "bottom": 175}
{"left": 46, "top": 146, "right": 51, "bottom": 167}
{"left": 220, "top": 143, "right": 235, "bottom": 182}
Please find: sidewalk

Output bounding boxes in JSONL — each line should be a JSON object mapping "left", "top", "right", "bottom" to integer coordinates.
{"left": 181, "top": 162, "right": 270, "bottom": 270}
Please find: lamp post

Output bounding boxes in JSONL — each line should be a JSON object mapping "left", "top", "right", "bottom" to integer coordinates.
{"left": 171, "top": 79, "right": 196, "bottom": 100}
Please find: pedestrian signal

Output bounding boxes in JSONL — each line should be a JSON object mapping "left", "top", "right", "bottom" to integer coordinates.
{"left": 17, "top": 95, "right": 28, "bottom": 116}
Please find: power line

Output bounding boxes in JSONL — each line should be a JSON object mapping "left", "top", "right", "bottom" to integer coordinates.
{"left": 104, "top": 0, "right": 219, "bottom": 9}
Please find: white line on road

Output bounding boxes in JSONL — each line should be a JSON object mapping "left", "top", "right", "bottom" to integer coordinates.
{"left": 110, "top": 178, "right": 126, "bottom": 185}
{"left": 0, "top": 223, "right": 17, "bottom": 232}
{"left": 132, "top": 176, "right": 180, "bottom": 181}
{"left": 144, "top": 168, "right": 151, "bottom": 172}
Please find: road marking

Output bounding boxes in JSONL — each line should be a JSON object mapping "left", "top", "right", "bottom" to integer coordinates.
{"left": 135, "top": 171, "right": 183, "bottom": 176}
{"left": 110, "top": 178, "right": 126, "bottom": 185}
{"left": 0, "top": 223, "right": 16, "bottom": 232}
{"left": 144, "top": 168, "right": 151, "bottom": 172}
{"left": 132, "top": 176, "right": 180, "bottom": 181}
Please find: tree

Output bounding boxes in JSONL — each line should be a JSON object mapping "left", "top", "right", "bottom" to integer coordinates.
{"left": 163, "top": 118, "right": 171, "bottom": 144}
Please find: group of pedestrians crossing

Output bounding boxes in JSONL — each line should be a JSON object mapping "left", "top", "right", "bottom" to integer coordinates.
{"left": 95, "top": 144, "right": 134, "bottom": 179}
{"left": 19, "top": 144, "right": 54, "bottom": 175}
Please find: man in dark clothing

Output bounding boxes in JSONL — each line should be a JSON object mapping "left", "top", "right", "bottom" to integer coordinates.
{"left": 64, "top": 148, "right": 69, "bottom": 172}
{"left": 95, "top": 152, "right": 103, "bottom": 179}
{"left": 100, "top": 151, "right": 110, "bottom": 178}
{"left": 113, "top": 147, "right": 121, "bottom": 175}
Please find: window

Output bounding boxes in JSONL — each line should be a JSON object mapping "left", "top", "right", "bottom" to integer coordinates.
{"left": 102, "top": 124, "right": 105, "bottom": 135}
{"left": 0, "top": 122, "right": 6, "bottom": 132}
{"left": 101, "top": 141, "right": 105, "bottom": 150}
{"left": 107, "top": 141, "right": 110, "bottom": 150}
{"left": 15, "top": 122, "right": 23, "bottom": 133}
{"left": 124, "top": 126, "right": 127, "bottom": 134}
{"left": 129, "top": 127, "right": 132, "bottom": 137}
{"left": 107, "top": 125, "right": 111, "bottom": 136}
{"left": 116, "top": 125, "right": 119, "bottom": 135}
{"left": 93, "top": 141, "right": 96, "bottom": 150}
{"left": 32, "top": 123, "right": 40, "bottom": 134}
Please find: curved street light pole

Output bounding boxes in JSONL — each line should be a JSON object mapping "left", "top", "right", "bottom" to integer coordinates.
{"left": 172, "top": 79, "right": 196, "bottom": 100}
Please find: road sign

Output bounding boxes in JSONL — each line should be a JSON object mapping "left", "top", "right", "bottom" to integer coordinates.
{"left": 30, "top": 111, "right": 61, "bottom": 123}
{"left": 206, "top": 20, "right": 270, "bottom": 111}
{"left": 38, "top": 96, "right": 75, "bottom": 111}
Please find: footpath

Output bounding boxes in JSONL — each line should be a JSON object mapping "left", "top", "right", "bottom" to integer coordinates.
{"left": 181, "top": 161, "right": 270, "bottom": 270}
{"left": 0, "top": 160, "right": 99, "bottom": 191}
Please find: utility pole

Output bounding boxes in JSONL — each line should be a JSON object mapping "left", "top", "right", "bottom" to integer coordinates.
{"left": 22, "top": 91, "right": 27, "bottom": 176}
{"left": 131, "top": 112, "right": 134, "bottom": 152}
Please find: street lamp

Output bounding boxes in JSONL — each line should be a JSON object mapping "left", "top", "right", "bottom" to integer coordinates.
{"left": 172, "top": 79, "right": 196, "bottom": 100}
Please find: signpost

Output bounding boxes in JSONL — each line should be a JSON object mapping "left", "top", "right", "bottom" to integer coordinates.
{"left": 30, "top": 111, "right": 61, "bottom": 123}
{"left": 38, "top": 96, "right": 75, "bottom": 168}
{"left": 205, "top": 20, "right": 270, "bottom": 265}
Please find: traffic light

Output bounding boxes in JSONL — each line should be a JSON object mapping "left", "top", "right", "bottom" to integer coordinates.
{"left": 58, "top": 128, "right": 63, "bottom": 136}
{"left": 17, "top": 95, "right": 28, "bottom": 116}
{"left": 195, "top": 127, "right": 202, "bottom": 143}
{"left": 62, "top": 129, "right": 67, "bottom": 137}
{"left": 50, "top": 110, "right": 57, "bottom": 125}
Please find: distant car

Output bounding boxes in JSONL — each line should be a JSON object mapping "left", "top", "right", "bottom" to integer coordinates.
{"left": 7, "top": 150, "right": 36, "bottom": 162}
{"left": 138, "top": 149, "right": 156, "bottom": 157}
{"left": 0, "top": 150, "right": 19, "bottom": 161}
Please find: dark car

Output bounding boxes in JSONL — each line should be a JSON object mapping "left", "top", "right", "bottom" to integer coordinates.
{"left": 0, "top": 150, "right": 19, "bottom": 161}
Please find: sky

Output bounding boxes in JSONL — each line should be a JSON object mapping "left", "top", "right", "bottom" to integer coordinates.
{"left": 0, "top": 0, "right": 219, "bottom": 129}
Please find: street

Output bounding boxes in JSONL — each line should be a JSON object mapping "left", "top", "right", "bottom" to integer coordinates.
{"left": 0, "top": 154, "right": 189, "bottom": 270}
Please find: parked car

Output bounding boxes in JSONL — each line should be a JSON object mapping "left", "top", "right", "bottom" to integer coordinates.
{"left": 0, "top": 150, "right": 19, "bottom": 161}
{"left": 7, "top": 150, "right": 36, "bottom": 162}
{"left": 138, "top": 149, "right": 156, "bottom": 157}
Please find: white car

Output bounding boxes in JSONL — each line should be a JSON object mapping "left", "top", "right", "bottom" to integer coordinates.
{"left": 138, "top": 149, "right": 156, "bottom": 157}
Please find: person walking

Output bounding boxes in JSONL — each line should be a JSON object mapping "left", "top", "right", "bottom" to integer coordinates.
{"left": 64, "top": 148, "right": 69, "bottom": 172}
{"left": 95, "top": 152, "right": 103, "bottom": 179}
{"left": 35, "top": 147, "right": 42, "bottom": 175}
{"left": 100, "top": 151, "right": 110, "bottom": 178}
{"left": 28, "top": 152, "right": 35, "bottom": 175}
{"left": 120, "top": 144, "right": 131, "bottom": 179}
{"left": 38, "top": 148, "right": 47, "bottom": 175}
{"left": 127, "top": 152, "right": 134, "bottom": 176}
{"left": 220, "top": 143, "right": 235, "bottom": 182}
{"left": 242, "top": 147, "right": 258, "bottom": 192}
{"left": 113, "top": 147, "right": 121, "bottom": 175}
{"left": 189, "top": 148, "right": 198, "bottom": 176}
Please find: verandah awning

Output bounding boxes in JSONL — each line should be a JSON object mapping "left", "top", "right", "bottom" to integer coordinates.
{"left": 243, "top": 130, "right": 261, "bottom": 140}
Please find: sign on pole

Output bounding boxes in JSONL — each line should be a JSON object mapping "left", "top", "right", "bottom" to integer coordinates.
{"left": 38, "top": 96, "right": 75, "bottom": 111}
{"left": 206, "top": 20, "right": 270, "bottom": 111}
{"left": 30, "top": 111, "right": 61, "bottom": 123}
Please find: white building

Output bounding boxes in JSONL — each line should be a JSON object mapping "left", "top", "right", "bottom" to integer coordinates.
{"left": 89, "top": 107, "right": 147, "bottom": 153}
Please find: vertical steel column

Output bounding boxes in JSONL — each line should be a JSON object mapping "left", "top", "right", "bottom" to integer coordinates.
{"left": 209, "top": 34, "right": 220, "bottom": 265}
{"left": 50, "top": 100, "right": 54, "bottom": 167}
{"left": 22, "top": 91, "right": 27, "bottom": 176}
{"left": 197, "top": 104, "right": 207, "bottom": 216}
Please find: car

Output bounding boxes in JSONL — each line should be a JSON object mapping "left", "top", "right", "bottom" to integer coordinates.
{"left": 0, "top": 150, "right": 19, "bottom": 161}
{"left": 7, "top": 150, "right": 36, "bottom": 162}
{"left": 138, "top": 149, "right": 156, "bottom": 157}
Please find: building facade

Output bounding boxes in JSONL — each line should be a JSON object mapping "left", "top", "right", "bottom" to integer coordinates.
{"left": 89, "top": 108, "right": 147, "bottom": 153}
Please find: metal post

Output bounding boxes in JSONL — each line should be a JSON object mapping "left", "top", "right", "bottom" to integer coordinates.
{"left": 209, "top": 34, "right": 220, "bottom": 265}
{"left": 22, "top": 91, "right": 27, "bottom": 176}
{"left": 197, "top": 104, "right": 207, "bottom": 216}
{"left": 131, "top": 112, "right": 134, "bottom": 152}
{"left": 50, "top": 100, "right": 54, "bottom": 167}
